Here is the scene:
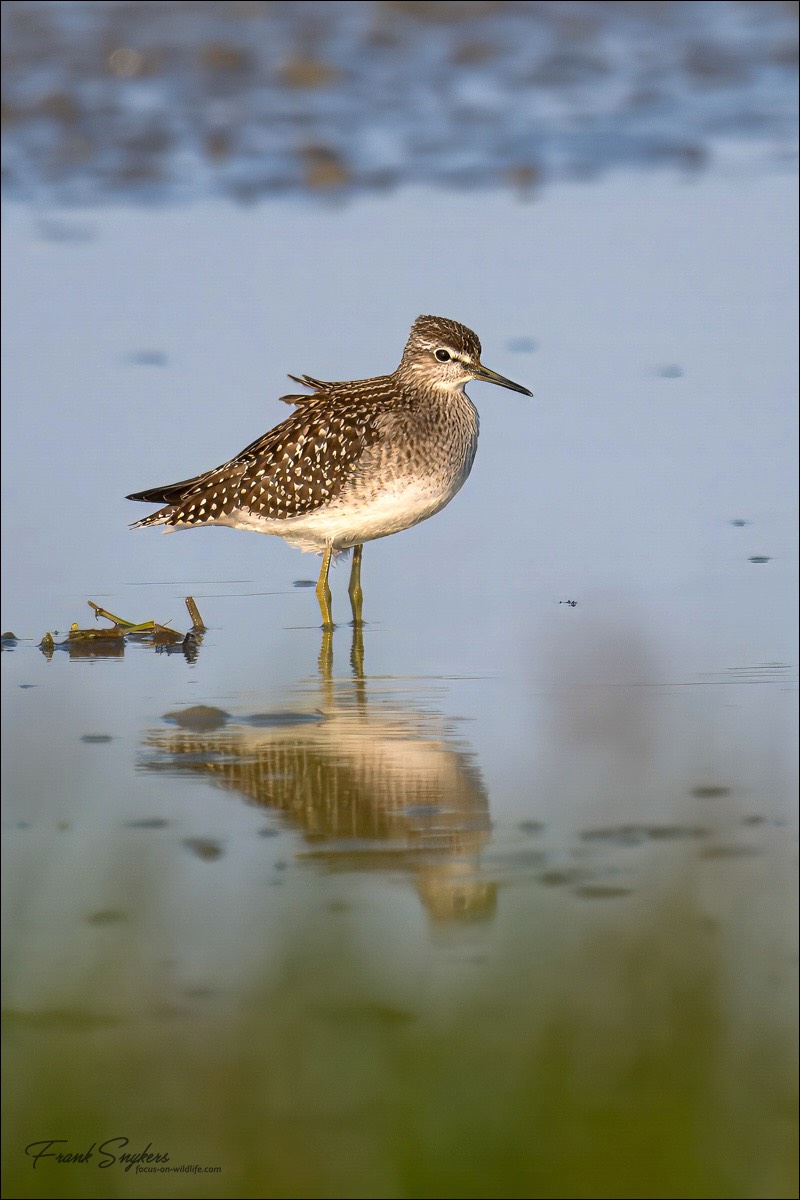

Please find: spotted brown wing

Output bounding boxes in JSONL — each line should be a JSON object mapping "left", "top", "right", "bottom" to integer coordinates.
{"left": 132, "top": 390, "right": 391, "bottom": 528}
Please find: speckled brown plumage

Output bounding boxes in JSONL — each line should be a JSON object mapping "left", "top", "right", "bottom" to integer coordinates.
{"left": 127, "top": 315, "right": 532, "bottom": 623}
{"left": 129, "top": 385, "right": 393, "bottom": 526}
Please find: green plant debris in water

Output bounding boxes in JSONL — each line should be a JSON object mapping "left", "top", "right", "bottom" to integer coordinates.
{"left": 36, "top": 598, "right": 205, "bottom": 657}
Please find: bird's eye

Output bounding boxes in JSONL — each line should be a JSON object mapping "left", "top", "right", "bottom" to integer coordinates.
{"left": 435, "top": 349, "right": 451, "bottom": 362}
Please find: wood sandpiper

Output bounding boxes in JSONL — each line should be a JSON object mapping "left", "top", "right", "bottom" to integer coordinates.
{"left": 127, "top": 315, "right": 532, "bottom": 628}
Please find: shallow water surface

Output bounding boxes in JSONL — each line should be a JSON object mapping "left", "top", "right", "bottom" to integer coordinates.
{"left": 2, "top": 107, "right": 798, "bottom": 1200}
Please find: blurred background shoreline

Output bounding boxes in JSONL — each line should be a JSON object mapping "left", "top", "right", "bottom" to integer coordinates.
{"left": 2, "top": 0, "right": 797, "bottom": 208}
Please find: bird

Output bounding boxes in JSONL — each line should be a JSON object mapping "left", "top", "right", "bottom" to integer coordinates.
{"left": 127, "top": 314, "right": 532, "bottom": 628}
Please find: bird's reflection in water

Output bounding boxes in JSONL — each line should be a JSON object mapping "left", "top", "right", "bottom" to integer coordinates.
{"left": 142, "top": 624, "right": 496, "bottom": 923}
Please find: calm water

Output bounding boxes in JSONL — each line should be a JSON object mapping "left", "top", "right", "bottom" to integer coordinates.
{"left": 2, "top": 4, "right": 798, "bottom": 1198}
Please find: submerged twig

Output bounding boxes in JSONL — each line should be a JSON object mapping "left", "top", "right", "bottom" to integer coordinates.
{"left": 152, "top": 623, "right": 183, "bottom": 645}
{"left": 68, "top": 624, "right": 125, "bottom": 642}
{"left": 87, "top": 601, "right": 137, "bottom": 629}
{"left": 185, "top": 596, "right": 206, "bottom": 632}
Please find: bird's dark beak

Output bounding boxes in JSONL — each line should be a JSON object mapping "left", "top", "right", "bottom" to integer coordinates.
{"left": 472, "top": 362, "right": 533, "bottom": 396}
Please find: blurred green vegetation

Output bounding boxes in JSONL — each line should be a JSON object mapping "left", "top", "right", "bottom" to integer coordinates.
{"left": 4, "top": 856, "right": 796, "bottom": 1200}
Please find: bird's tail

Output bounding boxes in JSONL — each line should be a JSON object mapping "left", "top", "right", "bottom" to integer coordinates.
{"left": 129, "top": 506, "right": 173, "bottom": 530}
{"left": 127, "top": 476, "right": 205, "bottom": 529}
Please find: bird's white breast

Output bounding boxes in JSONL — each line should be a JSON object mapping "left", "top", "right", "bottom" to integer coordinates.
{"left": 275, "top": 476, "right": 464, "bottom": 552}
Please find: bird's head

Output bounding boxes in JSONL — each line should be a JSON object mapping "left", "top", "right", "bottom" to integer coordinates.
{"left": 399, "top": 314, "right": 532, "bottom": 397}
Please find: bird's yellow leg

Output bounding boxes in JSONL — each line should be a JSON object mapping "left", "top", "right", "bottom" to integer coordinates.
{"left": 316, "top": 543, "right": 334, "bottom": 630}
{"left": 348, "top": 544, "right": 364, "bottom": 626}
